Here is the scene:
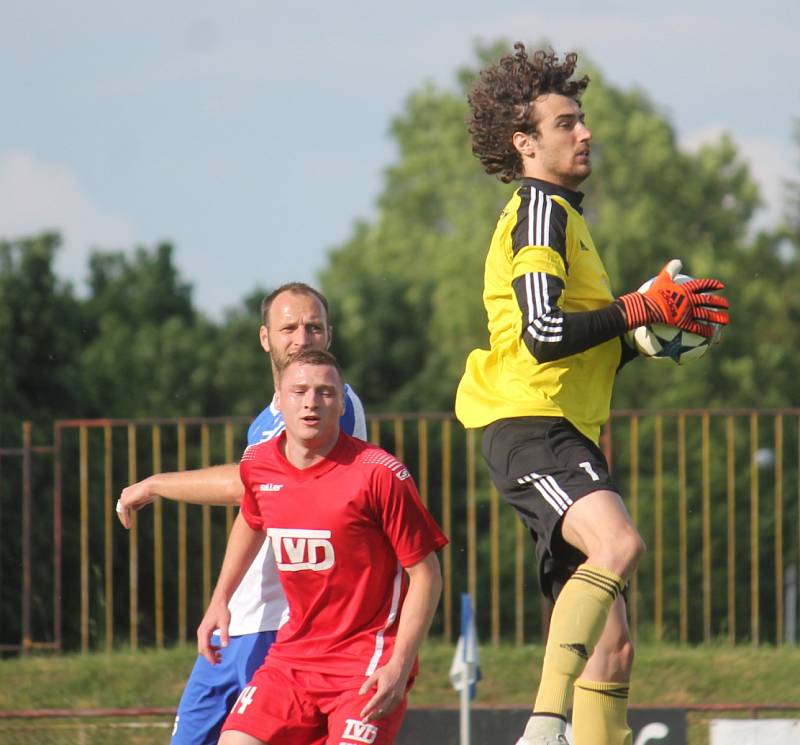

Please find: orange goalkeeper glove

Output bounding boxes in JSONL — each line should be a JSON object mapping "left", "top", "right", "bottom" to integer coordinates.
{"left": 616, "top": 259, "right": 729, "bottom": 338}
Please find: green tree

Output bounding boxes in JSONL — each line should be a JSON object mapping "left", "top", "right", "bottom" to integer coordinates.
{"left": 79, "top": 243, "right": 215, "bottom": 417}
{"left": 719, "top": 116, "right": 800, "bottom": 408}
{"left": 86, "top": 242, "right": 194, "bottom": 326}
{"left": 0, "top": 233, "right": 85, "bottom": 437}
{"left": 80, "top": 245, "right": 273, "bottom": 419}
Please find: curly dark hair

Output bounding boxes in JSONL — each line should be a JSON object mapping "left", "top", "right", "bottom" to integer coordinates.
{"left": 468, "top": 43, "right": 590, "bottom": 183}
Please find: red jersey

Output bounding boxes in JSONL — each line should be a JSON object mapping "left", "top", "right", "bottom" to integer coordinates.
{"left": 239, "top": 431, "right": 448, "bottom": 677}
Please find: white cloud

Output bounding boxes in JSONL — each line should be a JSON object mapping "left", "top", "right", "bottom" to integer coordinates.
{"left": 680, "top": 127, "right": 792, "bottom": 231}
{"left": 0, "top": 151, "right": 137, "bottom": 287}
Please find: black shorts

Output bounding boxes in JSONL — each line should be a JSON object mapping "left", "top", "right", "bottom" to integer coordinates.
{"left": 482, "top": 416, "right": 620, "bottom": 601}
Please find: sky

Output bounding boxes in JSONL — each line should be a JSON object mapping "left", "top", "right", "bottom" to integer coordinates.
{"left": 1, "top": 0, "right": 798, "bottom": 317}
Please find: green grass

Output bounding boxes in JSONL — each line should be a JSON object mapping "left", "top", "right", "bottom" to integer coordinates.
{"left": 414, "top": 642, "right": 800, "bottom": 707}
{"left": 2, "top": 642, "right": 799, "bottom": 744}
{"left": 0, "top": 646, "right": 192, "bottom": 711}
{"left": 2, "top": 641, "right": 800, "bottom": 709}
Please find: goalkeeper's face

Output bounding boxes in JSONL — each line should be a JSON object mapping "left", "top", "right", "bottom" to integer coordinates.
{"left": 514, "top": 93, "right": 592, "bottom": 190}
{"left": 261, "top": 290, "right": 331, "bottom": 369}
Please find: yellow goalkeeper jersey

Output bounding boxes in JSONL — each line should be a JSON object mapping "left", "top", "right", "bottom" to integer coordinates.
{"left": 455, "top": 179, "right": 622, "bottom": 444}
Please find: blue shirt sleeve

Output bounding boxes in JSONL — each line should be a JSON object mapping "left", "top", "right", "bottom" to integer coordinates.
{"left": 342, "top": 384, "right": 367, "bottom": 439}
{"left": 247, "top": 402, "right": 283, "bottom": 446}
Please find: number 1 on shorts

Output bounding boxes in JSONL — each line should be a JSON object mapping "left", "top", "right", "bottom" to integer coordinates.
{"left": 578, "top": 461, "right": 600, "bottom": 482}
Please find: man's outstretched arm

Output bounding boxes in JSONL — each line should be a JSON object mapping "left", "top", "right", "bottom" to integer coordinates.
{"left": 116, "top": 464, "right": 244, "bottom": 529}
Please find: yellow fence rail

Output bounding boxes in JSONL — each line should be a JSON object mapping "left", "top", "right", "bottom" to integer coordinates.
{"left": 1, "top": 408, "right": 798, "bottom": 652}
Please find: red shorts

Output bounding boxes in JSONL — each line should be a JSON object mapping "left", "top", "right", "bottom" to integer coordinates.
{"left": 220, "top": 664, "right": 410, "bottom": 744}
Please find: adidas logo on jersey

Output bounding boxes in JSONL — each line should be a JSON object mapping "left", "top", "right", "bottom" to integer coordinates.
{"left": 259, "top": 483, "right": 284, "bottom": 492}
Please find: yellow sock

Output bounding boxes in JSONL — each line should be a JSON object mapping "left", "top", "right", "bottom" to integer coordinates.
{"left": 572, "top": 679, "right": 632, "bottom": 745}
{"left": 532, "top": 564, "right": 625, "bottom": 718}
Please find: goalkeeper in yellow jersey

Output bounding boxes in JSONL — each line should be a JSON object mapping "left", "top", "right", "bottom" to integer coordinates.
{"left": 455, "top": 44, "right": 728, "bottom": 745}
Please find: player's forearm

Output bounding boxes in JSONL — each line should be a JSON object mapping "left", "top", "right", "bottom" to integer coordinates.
{"left": 143, "top": 464, "right": 244, "bottom": 506}
{"left": 389, "top": 553, "right": 443, "bottom": 677}
{"left": 513, "top": 272, "right": 627, "bottom": 362}
{"left": 209, "top": 513, "right": 265, "bottom": 605}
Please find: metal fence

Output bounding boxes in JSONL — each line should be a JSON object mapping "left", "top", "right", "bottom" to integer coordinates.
{"left": 1, "top": 409, "right": 798, "bottom": 653}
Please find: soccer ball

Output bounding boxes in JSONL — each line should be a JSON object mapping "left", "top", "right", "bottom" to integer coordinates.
{"left": 626, "top": 274, "right": 722, "bottom": 365}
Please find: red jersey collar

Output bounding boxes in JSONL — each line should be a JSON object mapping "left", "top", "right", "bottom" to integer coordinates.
{"left": 272, "top": 430, "right": 353, "bottom": 480}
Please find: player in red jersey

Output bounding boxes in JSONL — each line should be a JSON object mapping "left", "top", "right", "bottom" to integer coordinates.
{"left": 198, "top": 348, "right": 448, "bottom": 745}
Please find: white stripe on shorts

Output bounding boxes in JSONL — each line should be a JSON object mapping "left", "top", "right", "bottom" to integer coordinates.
{"left": 517, "top": 471, "right": 574, "bottom": 515}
